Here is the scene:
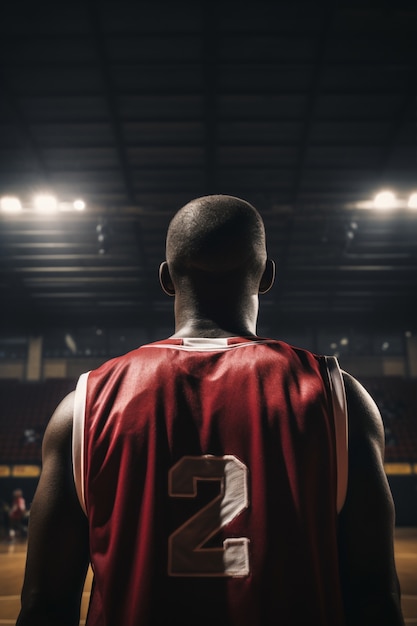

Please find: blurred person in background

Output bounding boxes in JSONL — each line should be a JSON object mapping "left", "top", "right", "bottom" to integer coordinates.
{"left": 9, "top": 488, "right": 27, "bottom": 541}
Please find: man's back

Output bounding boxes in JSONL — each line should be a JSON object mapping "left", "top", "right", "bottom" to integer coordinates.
{"left": 16, "top": 195, "right": 404, "bottom": 626}
{"left": 74, "top": 336, "right": 346, "bottom": 626}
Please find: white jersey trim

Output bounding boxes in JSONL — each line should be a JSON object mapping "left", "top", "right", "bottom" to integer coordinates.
{"left": 325, "top": 356, "right": 348, "bottom": 514}
{"left": 73, "top": 371, "right": 90, "bottom": 516}
{"left": 146, "top": 337, "right": 274, "bottom": 352}
{"left": 182, "top": 337, "right": 229, "bottom": 348}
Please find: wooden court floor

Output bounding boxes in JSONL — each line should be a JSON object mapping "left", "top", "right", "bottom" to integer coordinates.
{"left": 1, "top": 527, "right": 416, "bottom": 625}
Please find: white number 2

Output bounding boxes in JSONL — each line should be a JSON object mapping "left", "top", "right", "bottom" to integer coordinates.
{"left": 168, "top": 455, "right": 250, "bottom": 577}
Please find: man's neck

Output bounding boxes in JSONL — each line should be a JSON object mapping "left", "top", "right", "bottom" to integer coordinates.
{"left": 170, "top": 318, "right": 257, "bottom": 339}
{"left": 171, "top": 293, "right": 259, "bottom": 339}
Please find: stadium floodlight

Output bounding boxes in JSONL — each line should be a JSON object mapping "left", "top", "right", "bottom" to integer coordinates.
{"left": 73, "top": 199, "right": 86, "bottom": 211}
{"left": 408, "top": 192, "right": 417, "bottom": 209}
{"left": 33, "top": 194, "right": 58, "bottom": 212}
{"left": 0, "top": 196, "right": 22, "bottom": 212}
{"left": 373, "top": 190, "right": 397, "bottom": 210}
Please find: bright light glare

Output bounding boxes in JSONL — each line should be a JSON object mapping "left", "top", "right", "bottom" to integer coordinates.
{"left": 408, "top": 193, "right": 417, "bottom": 209}
{"left": 0, "top": 196, "right": 22, "bottom": 212}
{"left": 73, "top": 199, "right": 86, "bottom": 211}
{"left": 34, "top": 194, "right": 58, "bottom": 212}
{"left": 373, "top": 190, "right": 397, "bottom": 209}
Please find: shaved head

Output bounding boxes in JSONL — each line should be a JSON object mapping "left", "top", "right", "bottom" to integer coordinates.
{"left": 161, "top": 194, "right": 275, "bottom": 336}
{"left": 166, "top": 195, "right": 267, "bottom": 285}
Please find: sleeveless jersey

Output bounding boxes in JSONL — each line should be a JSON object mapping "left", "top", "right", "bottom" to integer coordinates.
{"left": 73, "top": 336, "right": 348, "bottom": 626}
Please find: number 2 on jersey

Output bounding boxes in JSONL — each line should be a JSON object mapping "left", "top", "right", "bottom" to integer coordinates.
{"left": 168, "top": 455, "right": 250, "bottom": 577}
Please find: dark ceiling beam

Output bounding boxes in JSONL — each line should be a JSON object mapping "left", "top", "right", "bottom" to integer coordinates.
{"left": 0, "top": 87, "right": 406, "bottom": 99}
{"left": 2, "top": 60, "right": 412, "bottom": 70}
{"left": 86, "top": 0, "right": 135, "bottom": 205}
{"left": 378, "top": 87, "right": 415, "bottom": 175}
{"left": 272, "top": 5, "right": 336, "bottom": 315}
{"left": 4, "top": 87, "right": 407, "bottom": 97}
{"left": 11, "top": 114, "right": 406, "bottom": 124}
{"left": 202, "top": 1, "right": 218, "bottom": 194}
{"left": 86, "top": 1, "right": 156, "bottom": 334}
{"left": 291, "top": 8, "right": 335, "bottom": 206}
{"left": 0, "top": 71, "right": 49, "bottom": 183}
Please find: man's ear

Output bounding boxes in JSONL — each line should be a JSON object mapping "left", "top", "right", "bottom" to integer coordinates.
{"left": 159, "top": 261, "right": 175, "bottom": 296}
{"left": 259, "top": 258, "right": 276, "bottom": 295}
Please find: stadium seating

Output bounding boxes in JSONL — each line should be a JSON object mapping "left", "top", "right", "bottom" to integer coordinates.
{"left": 0, "top": 377, "right": 416, "bottom": 464}
{"left": 0, "top": 379, "right": 76, "bottom": 464}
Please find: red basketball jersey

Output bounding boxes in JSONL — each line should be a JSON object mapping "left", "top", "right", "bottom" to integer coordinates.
{"left": 73, "top": 336, "right": 348, "bottom": 626}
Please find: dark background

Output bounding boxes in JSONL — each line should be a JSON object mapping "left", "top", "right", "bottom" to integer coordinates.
{"left": 0, "top": 1, "right": 415, "bottom": 336}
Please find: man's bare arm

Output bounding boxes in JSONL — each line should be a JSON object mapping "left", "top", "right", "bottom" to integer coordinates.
{"left": 339, "top": 372, "right": 404, "bottom": 626}
{"left": 16, "top": 391, "right": 90, "bottom": 626}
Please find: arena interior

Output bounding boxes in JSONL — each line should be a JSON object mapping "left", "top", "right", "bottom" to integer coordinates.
{"left": 0, "top": 1, "right": 416, "bottom": 624}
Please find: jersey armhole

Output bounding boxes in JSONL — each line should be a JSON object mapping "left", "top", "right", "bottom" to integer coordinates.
{"left": 324, "top": 356, "right": 348, "bottom": 514}
{"left": 72, "top": 371, "right": 90, "bottom": 516}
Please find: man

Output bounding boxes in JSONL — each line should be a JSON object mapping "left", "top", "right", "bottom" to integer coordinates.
{"left": 16, "top": 194, "right": 404, "bottom": 625}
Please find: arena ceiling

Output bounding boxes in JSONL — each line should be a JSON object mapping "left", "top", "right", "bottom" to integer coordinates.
{"left": 0, "top": 1, "right": 416, "bottom": 336}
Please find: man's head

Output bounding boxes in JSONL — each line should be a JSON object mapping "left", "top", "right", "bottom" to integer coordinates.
{"left": 160, "top": 194, "right": 274, "bottom": 299}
